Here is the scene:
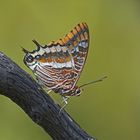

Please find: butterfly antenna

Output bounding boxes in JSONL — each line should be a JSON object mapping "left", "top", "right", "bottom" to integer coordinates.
{"left": 79, "top": 76, "right": 107, "bottom": 88}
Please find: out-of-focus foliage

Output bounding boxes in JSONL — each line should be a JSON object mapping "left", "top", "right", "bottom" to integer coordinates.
{"left": 0, "top": 0, "right": 139, "bottom": 140}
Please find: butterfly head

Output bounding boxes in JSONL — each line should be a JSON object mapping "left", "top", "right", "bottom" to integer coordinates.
{"left": 71, "top": 86, "right": 82, "bottom": 96}
{"left": 22, "top": 40, "right": 45, "bottom": 71}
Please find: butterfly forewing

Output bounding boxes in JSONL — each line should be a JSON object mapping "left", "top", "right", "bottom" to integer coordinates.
{"left": 35, "top": 23, "right": 89, "bottom": 95}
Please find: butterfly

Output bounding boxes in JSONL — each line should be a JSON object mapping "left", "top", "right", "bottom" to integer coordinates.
{"left": 23, "top": 23, "right": 107, "bottom": 108}
{"left": 23, "top": 22, "right": 89, "bottom": 96}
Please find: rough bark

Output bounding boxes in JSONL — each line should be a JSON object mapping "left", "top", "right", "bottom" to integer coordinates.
{"left": 0, "top": 52, "right": 96, "bottom": 140}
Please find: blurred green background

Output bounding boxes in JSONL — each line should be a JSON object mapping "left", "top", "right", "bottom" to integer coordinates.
{"left": 0, "top": 0, "right": 140, "bottom": 140}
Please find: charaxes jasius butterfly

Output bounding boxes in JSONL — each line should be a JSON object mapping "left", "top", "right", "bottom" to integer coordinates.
{"left": 22, "top": 22, "right": 106, "bottom": 108}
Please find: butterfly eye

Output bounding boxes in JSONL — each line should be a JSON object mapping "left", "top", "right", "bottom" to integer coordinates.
{"left": 35, "top": 55, "right": 41, "bottom": 59}
{"left": 76, "top": 89, "right": 81, "bottom": 94}
{"left": 26, "top": 55, "right": 34, "bottom": 63}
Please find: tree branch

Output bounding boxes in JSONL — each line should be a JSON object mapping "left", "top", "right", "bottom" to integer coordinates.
{"left": 0, "top": 52, "right": 96, "bottom": 140}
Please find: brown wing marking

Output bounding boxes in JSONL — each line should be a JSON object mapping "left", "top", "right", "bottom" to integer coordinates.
{"left": 37, "top": 23, "right": 89, "bottom": 93}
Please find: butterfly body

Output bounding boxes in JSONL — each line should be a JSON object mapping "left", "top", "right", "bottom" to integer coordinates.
{"left": 23, "top": 23, "right": 89, "bottom": 97}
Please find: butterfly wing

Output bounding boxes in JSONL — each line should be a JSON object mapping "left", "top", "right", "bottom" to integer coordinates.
{"left": 35, "top": 23, "right": 89, "bottom": 94}
{"left": 54, "top": 23, "right": 89, "bottom": 91}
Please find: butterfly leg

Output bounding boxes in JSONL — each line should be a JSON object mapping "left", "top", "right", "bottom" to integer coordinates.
{"left": 59, "top": 96, "right": 70, "bottom": 114}
{"left": 35, "top": 76, "right": 46, "bottom": 88}
{"left": 47, "top": 89, "right": 52, "bottom": 94}
{"left": 61, "top": 96, "right": 70, "bottom": 104}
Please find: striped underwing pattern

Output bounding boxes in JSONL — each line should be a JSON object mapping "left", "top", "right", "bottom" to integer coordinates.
{"left": 23, "top": 22, "right": 89, "bottom": 96}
